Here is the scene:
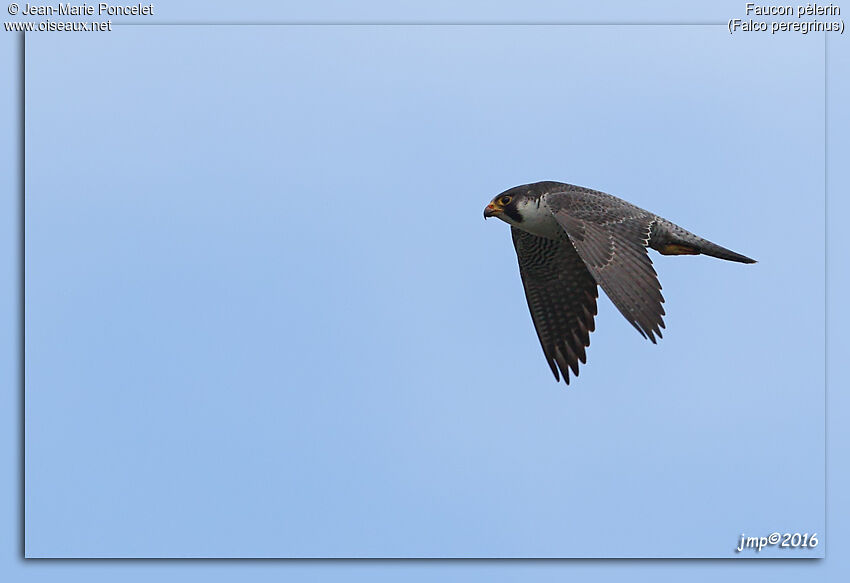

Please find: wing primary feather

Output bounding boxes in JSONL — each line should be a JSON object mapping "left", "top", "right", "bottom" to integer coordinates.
{"left": 547, "top": 198, "right": 666, "bottom": 344}
{"left": 511, "top": 228, "right": 598, "bottom": 384}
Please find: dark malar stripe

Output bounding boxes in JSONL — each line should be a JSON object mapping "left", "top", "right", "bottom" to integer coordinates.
{"left": 503, "top": 206, "right": 523, "bottom": 223}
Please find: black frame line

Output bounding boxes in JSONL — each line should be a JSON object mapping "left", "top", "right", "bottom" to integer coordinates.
{"left": 15, "top": 24, "right": 830, "bottom": 561}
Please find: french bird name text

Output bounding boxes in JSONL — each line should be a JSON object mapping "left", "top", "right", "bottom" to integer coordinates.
{"left": 729, "top": 2, "right": 844, "bottom": 33}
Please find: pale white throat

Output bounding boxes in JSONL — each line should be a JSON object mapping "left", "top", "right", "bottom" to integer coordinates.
{"left": 499, "top": 195, "right": 564, "bottom": 240}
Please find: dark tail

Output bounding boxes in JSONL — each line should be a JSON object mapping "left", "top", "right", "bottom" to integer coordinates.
{"left": 689, "top": 240, "right": 756, "bottom": 264}
{"left": 650, "top": 218, "right": 756, "bottom": 264}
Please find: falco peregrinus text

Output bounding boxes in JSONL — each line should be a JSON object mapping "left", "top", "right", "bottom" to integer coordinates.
{"left": 484, "top": 181, "right": 755, "bottom": 384}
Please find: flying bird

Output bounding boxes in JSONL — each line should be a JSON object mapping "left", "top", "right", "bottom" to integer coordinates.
{"left": 484, "top": 181, "right": 755, "bottom": 384}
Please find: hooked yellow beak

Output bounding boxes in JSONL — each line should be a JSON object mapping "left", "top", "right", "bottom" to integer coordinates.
{"left": 483, "top": 202, "right": 502, "bottom": 218}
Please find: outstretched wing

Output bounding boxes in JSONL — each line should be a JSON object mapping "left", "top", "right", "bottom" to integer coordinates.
{"left": 544, "top": 189, "right": 666, "bottom": 342}
{"left": 511, "top": 227, "right": 599, "bottom": 383}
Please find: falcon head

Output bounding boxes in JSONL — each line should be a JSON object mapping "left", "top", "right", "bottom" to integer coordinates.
{"left": 483, "top": 186, "right": 527, "bottom": 224}
{"left": 484, "top": 182, "right": 568, "bottom": 239}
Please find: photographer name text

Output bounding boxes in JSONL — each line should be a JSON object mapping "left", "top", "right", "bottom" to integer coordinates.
{"left": 19, "top": 2, "right": 152, "bottom": 16}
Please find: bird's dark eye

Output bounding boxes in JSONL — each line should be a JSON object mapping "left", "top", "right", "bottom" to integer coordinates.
{"left": 500, "top": 196, "right": 512, "bottom": 205}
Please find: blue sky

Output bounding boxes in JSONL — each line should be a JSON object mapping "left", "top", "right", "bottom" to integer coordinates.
{"left": 3, "top": 0, "right": 849, "bottom": 580}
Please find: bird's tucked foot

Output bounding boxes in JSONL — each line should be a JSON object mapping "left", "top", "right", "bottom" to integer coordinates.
{"left": 657, "top": 244, "right": 700, "bottom": 256}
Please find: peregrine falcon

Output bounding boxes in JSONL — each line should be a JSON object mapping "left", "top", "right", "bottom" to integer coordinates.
{"left": 484, "top": 181, "right": 755, "bottom": 384}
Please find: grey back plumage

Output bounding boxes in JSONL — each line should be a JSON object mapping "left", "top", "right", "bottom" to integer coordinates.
{"left": 545, "top": 189, "right": 666, "bottom": 343}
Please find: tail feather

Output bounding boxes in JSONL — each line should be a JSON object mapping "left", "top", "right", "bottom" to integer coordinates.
{"left": 649, "top": 218, "right": 756, "bottom": 264}
{"left": 692, "top": 240, "right": 756, "bottom": 264}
